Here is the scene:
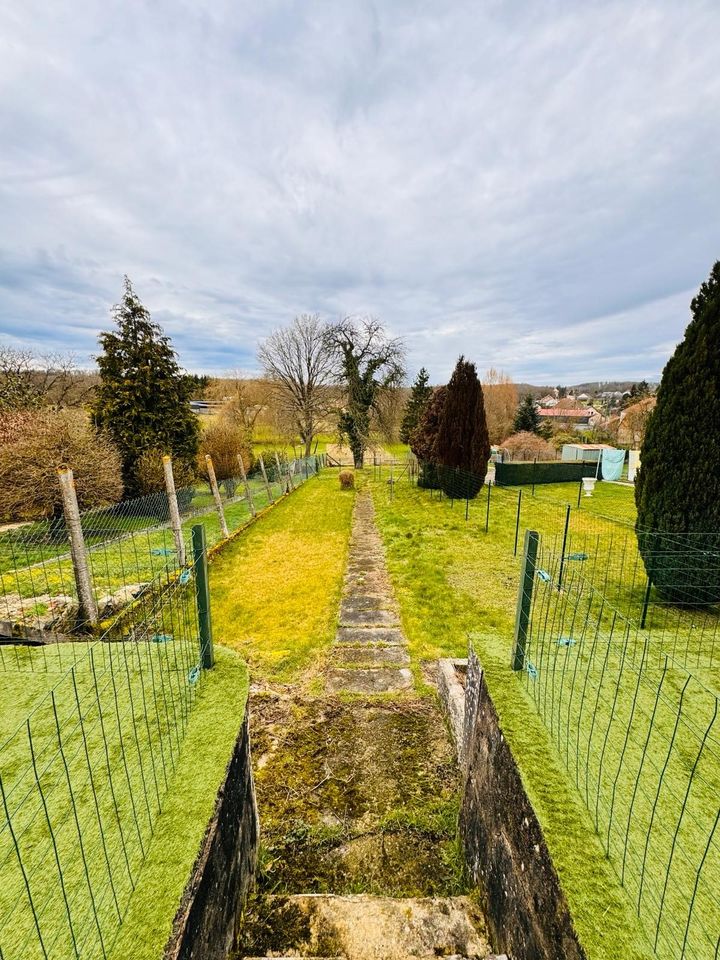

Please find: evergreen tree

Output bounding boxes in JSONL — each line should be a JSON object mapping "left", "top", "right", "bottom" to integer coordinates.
{"left": 400, "top": 367, "right": 433, "bottom": 443}
{"left": 409, "top": 386, "right": 446, "bottom": 488}
{"left": 636, "top": 261, "right": 720, "bottom": 603}
{"left": 433, "top": 357, "right": 490, "bottom": 498}
{"left": 513, "top": 394, "right": 541, "bottom": 433}
{"left": 94, "top": 278, "right": 200, "bottom": 496}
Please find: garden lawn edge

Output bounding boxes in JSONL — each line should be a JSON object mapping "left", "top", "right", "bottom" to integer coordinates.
{"left": 107, "top": 645, "right": 249, "bottom": 960}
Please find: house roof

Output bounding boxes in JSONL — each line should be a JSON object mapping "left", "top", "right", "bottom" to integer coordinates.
{"left": 538, "top": 407, "right": 593, "bottom": 418}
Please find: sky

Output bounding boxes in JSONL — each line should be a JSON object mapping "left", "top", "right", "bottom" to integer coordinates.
{"left": 1, "top": 1, "right": 719, "bottom": 384}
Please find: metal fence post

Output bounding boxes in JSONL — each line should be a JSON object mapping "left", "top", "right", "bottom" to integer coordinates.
{"left": 512, "top": 529, "right": 539, "bottom": 671}
{"left": 57, "top": 467, "right": 98, "bottom": 625}
{"left": 191, "top": 524, "right": 214, "bottom": 669}
{"left": 514, "top": 489, "right": 523, "bottom": 556}
{"left": 236, "top": 453, "right": 256, "bottom": 517}
{"left": 577, "top": 478, "right": 583, "bottom": 509}
{"left": 258, "top": 455, "right": 274, "bottom": 504}
{"left": 485, "top": 481, "right": 491, "bottom": 533}
{"left": 163, "top": 455, "right": 186, "bottom": 566}
{"left": 557, "top": 504, "right": 571, "bottom": 590}
{"left": 640, "top": 577, "right": 652, "bottom": 629}
{"left": 205, "top": 455, "right": 229, "bottom": 538}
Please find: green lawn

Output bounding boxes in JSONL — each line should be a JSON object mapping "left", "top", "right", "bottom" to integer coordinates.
{"left": 209, "top": 471, "right": 355, "bottom": 681}
{"left": 370, "top": 474, "right": 720, "bottom": 960}
{"left": 0, "top": 639, "right": 248, "bottom": 960}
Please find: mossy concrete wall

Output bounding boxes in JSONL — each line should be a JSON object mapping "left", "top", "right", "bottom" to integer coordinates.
{"left": 164, "top": 712, "right": 259, "bottom": 960}
{"left": 457, "top": 649, "right": 586, "bottom": 960}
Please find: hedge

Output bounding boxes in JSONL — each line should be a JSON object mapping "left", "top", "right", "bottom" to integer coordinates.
{"left": 494, "top": 460, "right": 598, "bottom": 486}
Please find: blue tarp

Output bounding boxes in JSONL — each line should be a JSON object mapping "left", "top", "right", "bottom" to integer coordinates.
{"left": 601, "top": 448, "right": 625, "bottom": 481}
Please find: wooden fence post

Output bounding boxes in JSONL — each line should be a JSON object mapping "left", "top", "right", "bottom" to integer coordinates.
{"left": 163, "top": 455, "right": 186, "bottom": 566}
{"left": 57, "top": 468, "right": 98, "bottom": 625}
{"left": 237, "top": 453, "right": 256, "bottom": 517}
{"left": 511, "top": 529, "right": 539, "bottom": 671}
{"left": 258, "top": 455, "right": 274, "bottom": 504}
{"left": 205, "top": 455, "right": 229, "bottom": 538}
{"left": 192, "top": 524, "right": 214, "bottom": 669}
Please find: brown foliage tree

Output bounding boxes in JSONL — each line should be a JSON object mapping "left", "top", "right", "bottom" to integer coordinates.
{"left": 500, "top": 431, "right": 556, "bottom": 461}
{"left": 0, "top": 410, "right": 122, "bottom": 520}
{"left": 482, "top": 368, "right": 518, "bottom": 444}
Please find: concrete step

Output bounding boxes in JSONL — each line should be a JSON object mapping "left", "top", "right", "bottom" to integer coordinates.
{"left": 325, "top": 666, "right": 413, "bottom": 694}
{"left": 238, "top": 894, "right": 494, "bottom": 960}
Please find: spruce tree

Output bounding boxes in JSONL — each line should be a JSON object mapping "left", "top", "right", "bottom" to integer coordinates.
{"left": 400, "top": 367, "right": 433, "bottom": 443}
{"left": 636, "top": 261, "right": 720, "bottom": 603}
{"left": 94, "top": 277, "right": 200, "bottom": 496}
{"left": 513, "top": 394, "right": 540, "bottom": 433}
{"left": 433, "top": 357, "right": 490, "bottom": 498}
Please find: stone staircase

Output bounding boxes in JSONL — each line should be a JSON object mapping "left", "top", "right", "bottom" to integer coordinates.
{"left": 238, "top": 487, "right": 501, "bottom": 960}
{"left": 239, "top": 893, "right": 501, "bottom": 960}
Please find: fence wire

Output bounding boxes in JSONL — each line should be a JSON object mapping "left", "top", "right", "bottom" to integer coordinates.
{"left": 0, "top": 560, "right": 203, "bottom": 960}
{"left": 519, "top": 534, "right": 720, "bottom": 960}
{"left": 0, "top": 454, "right": 321, "bottom": 639}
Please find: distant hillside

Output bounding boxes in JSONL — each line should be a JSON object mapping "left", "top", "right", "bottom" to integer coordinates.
{"left": 515, "top": 380, "right": 658, "bottom": 399}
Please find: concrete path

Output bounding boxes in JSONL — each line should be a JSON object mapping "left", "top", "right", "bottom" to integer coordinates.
{"left": 326, "top": 490, "right": 412, "bottom": 694}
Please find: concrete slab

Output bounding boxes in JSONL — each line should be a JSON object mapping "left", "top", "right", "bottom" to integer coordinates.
{"left": 331, "top": 645, "right": 410, "bottom": 666}
{"left": 325, "top": 667, "right": 413, "bottom": 694}
{"left": 335, "top": 626, "right": 405, "bottom": 645}
{"left": 340, "top": 607, "right": 399, "bottom": 627}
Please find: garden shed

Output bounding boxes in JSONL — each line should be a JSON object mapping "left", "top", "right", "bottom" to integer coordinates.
{"left": 561, "top": 442, "right": 614, "bottom": 463}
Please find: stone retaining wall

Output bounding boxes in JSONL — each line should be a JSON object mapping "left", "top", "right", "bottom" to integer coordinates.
{"left": 164, "top": 712, "right": 259, "bottom": 960}
{"left": 446, "top": 650, "right": 586, "bottom": 960}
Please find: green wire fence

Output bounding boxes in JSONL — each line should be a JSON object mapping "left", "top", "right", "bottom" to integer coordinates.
{"left": 0, "top": 548, "right": 205, "bottom": 960}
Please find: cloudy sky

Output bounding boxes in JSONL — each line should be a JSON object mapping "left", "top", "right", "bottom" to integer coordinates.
{"left": 1, "top": 1, "right": 719, "bottom": 384}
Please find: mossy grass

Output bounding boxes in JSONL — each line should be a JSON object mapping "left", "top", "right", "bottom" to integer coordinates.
{"left": 209, "top": 472, "right": 355, "bottom": 681}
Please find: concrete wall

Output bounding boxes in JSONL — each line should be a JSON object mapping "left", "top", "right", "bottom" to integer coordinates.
{"left": 164, "top": 712, "right": 259, "bottom": 960}
{"left": 457, "top": 649, "right": 586, "bottom": 960}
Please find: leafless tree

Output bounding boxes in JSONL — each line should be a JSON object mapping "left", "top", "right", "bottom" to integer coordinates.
{"left": 326, "top": 316, "right": 405, "bottom": 468}
{"left": 0, "top": 347, "right": 97, "bottom": 411}
{"left": 258, "top": 314, "right": 336, "bottom": 456}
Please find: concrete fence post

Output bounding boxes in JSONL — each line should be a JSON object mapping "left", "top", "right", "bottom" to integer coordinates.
{"left": 258, "top": 455, "right": 274, "bottom": 504}
{"left": 237, "top": 453, "right": 256, "bottom": 517}
{"left": 205, "top": 455, "right": 229, "bottom": 539}
{"left": 57, "top": 467, "right": 98, "bottom": 625}
{"left": 511, "top": 529, "right": 539, "bottom": 671}
{"left": 163, "top": 455, "right": 186, "bottom": 566}
{"left": 191, "top": 524, "right": 214, "bottom": 669}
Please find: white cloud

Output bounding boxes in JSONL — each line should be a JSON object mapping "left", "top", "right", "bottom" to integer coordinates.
{"left": 0, "top": 0, "right": 719, "bottom": 381}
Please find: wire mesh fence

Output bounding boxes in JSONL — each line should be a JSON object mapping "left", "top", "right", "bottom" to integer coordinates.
{"left": 0, "top": 453, "right": 322, "bottom": 639}
{"left": 0, "top": 550, "right": 206, "bottom": 960}
{"left": 379, "top": 458, "right": 720, "bottom": 679}
{"left": 513, "top": 530, "right": 720, "bottom": 960}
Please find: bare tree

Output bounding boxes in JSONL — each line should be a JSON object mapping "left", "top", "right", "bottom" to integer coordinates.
{"left": 0, "top": 347, "right": 97, "bottom": 411}
{"left": 258, "top": 314, "right": 335, "bottom": 456}
{"left": 482, "top": 367, "right": 518, "bottom": 444}
{"left": 327, "top": 316, "right": 405, "bottom": 468}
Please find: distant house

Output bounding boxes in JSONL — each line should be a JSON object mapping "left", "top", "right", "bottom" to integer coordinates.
{"left": 539, "top": 394, "right": 557, "bottom": 407}
{"left": 617, "top": 396, "right": 656, "bottom": 446}
{"left": 577, "top": 392, "right": 591, "bottom": 402}
{"left": 537, "top": 404, "right": 604, "bottom": 432}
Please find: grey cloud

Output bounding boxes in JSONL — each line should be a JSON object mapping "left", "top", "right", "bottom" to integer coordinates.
{"left": 0, "top": 0, "right": 719, "bottom": 381}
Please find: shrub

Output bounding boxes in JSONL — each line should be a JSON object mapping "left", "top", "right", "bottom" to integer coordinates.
{"left": 500, "top": 432, "right": 556, "bottom": 462}
{"left": 198, "top": 421, "right": 252, "bottom": 496}
{"left": 0, "top": 409, "right": 123, "bottom": 521}
{"left": 636, "top": 261, "right": 720, "bottom": 604}
{"left": 135, "top": 448, "right": 196, "bottom": 495}
{"left": 339, "top": 470, "right": 354, "bottom": 489}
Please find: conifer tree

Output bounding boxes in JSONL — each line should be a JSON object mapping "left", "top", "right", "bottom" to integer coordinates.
{"left": 409, "top": 386, "right": 446, "bottom": 488}
{"left": 513, "top": 394, "right": 541, "bottom": 434}
{"left": 94, "top": 278, "right": 200, "bottom": 496}
{"left": 434, "top": 357, "right": 490, "bottom": 497}
{"left": 400, "top": 367, "right": 433, "bottom": 443}
{"left": 636, "top": 261, "right": 720, "bottom": 603}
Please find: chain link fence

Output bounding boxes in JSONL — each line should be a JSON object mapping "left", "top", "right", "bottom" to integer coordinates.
{"left": 0, "top": 453, "right": 323, "bottom": 639}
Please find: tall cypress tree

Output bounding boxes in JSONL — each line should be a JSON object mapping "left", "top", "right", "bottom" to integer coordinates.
{"left": 434, "top": 357, "right": 490, "bottom": 498}
{"left": 636, "top": 261, "right": 720, "bottom": 603}
{"left": 513, "top": 394, "right": 541, "bottom": 433}
{"left": 409, "top": 386, "right": 446, "bottom": 488}
{"left": 94, "top": 277, "right": 200, "bottom": 496}
{"left": 400, "top": 367, "right": 433, "bottom": 443}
